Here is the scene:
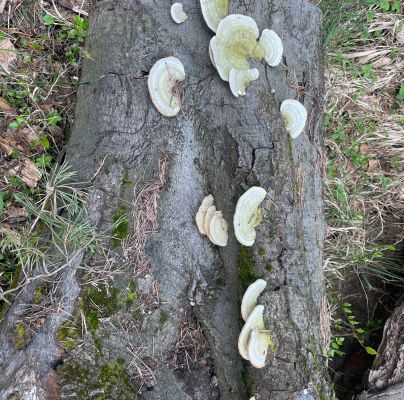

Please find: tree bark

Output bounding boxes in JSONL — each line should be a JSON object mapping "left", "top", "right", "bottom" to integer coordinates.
{"left": 0, "top": 1, "right": 332, "bottom": 399}
{"left": 357, "top": 300, "right": 404, "bottom": 400}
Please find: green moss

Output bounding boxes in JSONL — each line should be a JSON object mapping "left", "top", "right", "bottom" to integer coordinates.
{"left": 258, "top": 247, "right": 265, "bottom": 256}
{"left": 0, "top": 265, "right": 21, "bottom": 321}
{"left": 99, "top": 358, "right": 134, "bottom": 395}
{"left": 287, "top": 132, "right": 293, "bottom": 158}
{"left": 58, "top": 359, "right": 137, "bottom": 399}
{"left": 33, "top": 284, "right": 47, "bottom": 304}
{"left": 241, "top": 370, "right": 255, "bottom": 393}
{"left": 80, "top": 285, "right": 120, "bottom": 333}
{"left": 122, "top": 169, "right": 133, "bottom": 188}
{"left": 214, "top": 276, "right": 226, "bottom": 287}
{"left": 133, "top": 309, "right": 142, "bottom": 321}
{"left": 266, "top": 263, "right": 273, "bottom": 272}
{"left": 111, "top": 206, "right": 130, "bottom": 248}
{"left": 238, "top": 246, "right": 257, "bottom": 290}
{"left": 55, "top": 320, "right": 81, "bottom": 350}
{"left": 123, "top": 280, "right": 138, "bottom": 306}
{"left": 159, "top": 310, "right": 168, "bottom": 327}
{"left": 295, "top": 182, "right": 302, "bottom": 202}
{"left": 13, "top": 323, "right": 27, "bottom": 350}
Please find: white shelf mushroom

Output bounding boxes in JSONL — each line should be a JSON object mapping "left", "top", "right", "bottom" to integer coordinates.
{"left": 247, "top": 329, "right": 274, "bottom": 368}
{"left": 241, "top": 279, "right": 267, "bottom": 321}
{"left": 200, "top": 0, "right": 229, "bottom": 33}
{"left": 229, "top": 68, "right": 259, "bottom": 97}
{"left": 253, "top": 29, "right": 283, "bottom": 67}
{"left": 195, "top": 196, "right": 228, "bottom": 247}
{"left": 195, "top": 194, "right": 215, "bottom": 235}
{"left": 171, "top": 3, "right": 188, "bottom": 24}
{"left": 280, "top": 99, "right": 308, "bottom": 139}
{"left": 238, "top": 304, "right": 265, "bottom": 360}
{"left": 208, "top": 211, "right": 228, "bottom": 247}
{"left": 210, "top": 15, "right": 260, "bottom": 81}
{"left": 147, "top": 56, "right": 185, "bottom": 117}
{"left": 204, "top": 205, "right": 217, "bottom": 236}
{"left": 233, "top": 186, "right": 267, "bottom": 247}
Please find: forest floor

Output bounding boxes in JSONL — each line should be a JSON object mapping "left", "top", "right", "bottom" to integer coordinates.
{"left": 0, "top": 1, "right": 403, "bottom": 399}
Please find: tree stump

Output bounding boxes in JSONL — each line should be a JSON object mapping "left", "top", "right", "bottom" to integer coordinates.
{"left": 0, "top": 1, "right": 332, "bottom": 399}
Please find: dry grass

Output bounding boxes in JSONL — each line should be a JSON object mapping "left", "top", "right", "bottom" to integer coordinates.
{"left": 123, "top": 157, "right": 168, "bottom": 277}
{"left": 323, "top": 4, "right": 403, "bottom": 289}
{"left": 168, "top": 313, "right": 207, "bottom": 372}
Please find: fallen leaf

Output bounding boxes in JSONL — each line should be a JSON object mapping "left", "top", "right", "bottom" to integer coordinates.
{"left": 0, "top": 38, "right": 17, "bottom": 71}
{"left": 0, "top": 0, "right": 7, "bottom": 14}
{"left": 360, "top": 144, "right": 371, "bottom": 155}
{"left": 0, "top": 138, "right": 13, "bottom": 155}
{"left": 372, "top": 57, "right": 390, "bottom": 69}
{"left": 367, "top": 159, "right": 380, "bottom": 172}
{"left": 17, "top": 127, "right": 39, "bottom": 145}
{"left": 48, "top": 125, "right": 64, "bottom": 140}
{"left": 9, "top": 158, "right": 41, "bottom": 188}
{"left": 0, "top": 97, "right": 14, "bottom": 113}
{"left": 4, "top": 206, "right": 29, "bottom": 223}
{"left": 0, "top": 136, "right": 24, "bottom": 154}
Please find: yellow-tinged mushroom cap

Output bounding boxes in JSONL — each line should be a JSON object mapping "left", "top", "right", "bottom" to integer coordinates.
{"left": 238, "top": 305, "right": 265, "bottom": 360}
{"left": 233, "top": 186, "right": 266, "bottom": 247}
{"left": 147, "top": 56, "right": 185, "bottom": 117}
{"left": 195, "top": 195, "right": 215, "bottom": 235}
{"left": 229, "top": 68, "right": 259, "bottom": 97}
{"left": 209, "top": 37, "right": 250, "bottom": 81}
{"left": 208, "top": 211, "right": 228, "bottom": 247}
{"left": 171, "top": 3, "right": 188, "bottom": 24}
{"left": 247, "top": 330, "right": 274, "bottom": 368}
{"left": 210, "top": 15, "right": 259, "bottom": 82}
{"left": 241, "top": 279, "right": 267, "bottom": 321}
{"left": 200, "top": 0, "right": 229, "bottom": 33}
{"left": 253, "top": 29, "right": 283, "bottom": 67}
{"left": 280, "top": 99, "right": 307, "bottom": 139}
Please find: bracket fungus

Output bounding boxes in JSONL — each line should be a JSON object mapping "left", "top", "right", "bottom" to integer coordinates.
{"left": 147, "top": 56, "right": 185, "bottom": 117}
{"left": 280, "top": 99, "right": 308, "bottom": 139}
{"left": 195, "top": 194, "right": 215, "bottom": 234}
{"left": 204, "top": 205, "right": 217, "bottom": 236}
{"left": 196, "top": 196, "right": 228, "bottom": 247}
{"left": 171, "top": 3, "right": 188, "bottom": 24}
{"left": 200, "top": 0, "right": 229, "bottom": 33}
{"left": 233, "top": 186, "right": 266, "bottom": 247}
{"left": 238, "top": 304, "right": 265, "bottom": 360}
{"left": 247, "top": 329, "right": 274, "bottom": 368}
{"left": 229, "top": 68, "right": 259, "bottom": 97}
{"left": 210, "top": 15, "right": 260, "bottom": 82}
{"left": 241, "top": 279, "right": 267, "bottom": 321}
{"left": 208, "top": 211, "right": 228, "bottom": 247}
{"left": 253, "top": 29, "right": 283, "bottom": 67}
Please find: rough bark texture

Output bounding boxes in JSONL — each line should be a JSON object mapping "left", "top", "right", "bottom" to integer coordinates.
{"left": 0, "top": 1, "right": 332, "bottom": 399}
{"left": 357, "top": 300, "right": 404, "bottom": 400}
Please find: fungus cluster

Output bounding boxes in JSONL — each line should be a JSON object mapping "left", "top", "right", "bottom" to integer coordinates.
{"left": 238, "top": 279, "right": 274, "bottom": 368}
{"left": 196, "top": 195, "right": 228, "bottom": 247}
{"left": 149, "top": 2, "right": 308, "bottom": 141}
{"left": 234, "top": 187, "right": 266, "bottom": 247}
{"left": 205, "top": 13, "right": 283, "bottom": 97}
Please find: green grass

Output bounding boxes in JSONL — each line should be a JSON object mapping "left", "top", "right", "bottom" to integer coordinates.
{"left": 319, "top": 0, "right": 404, "bottom": 365}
